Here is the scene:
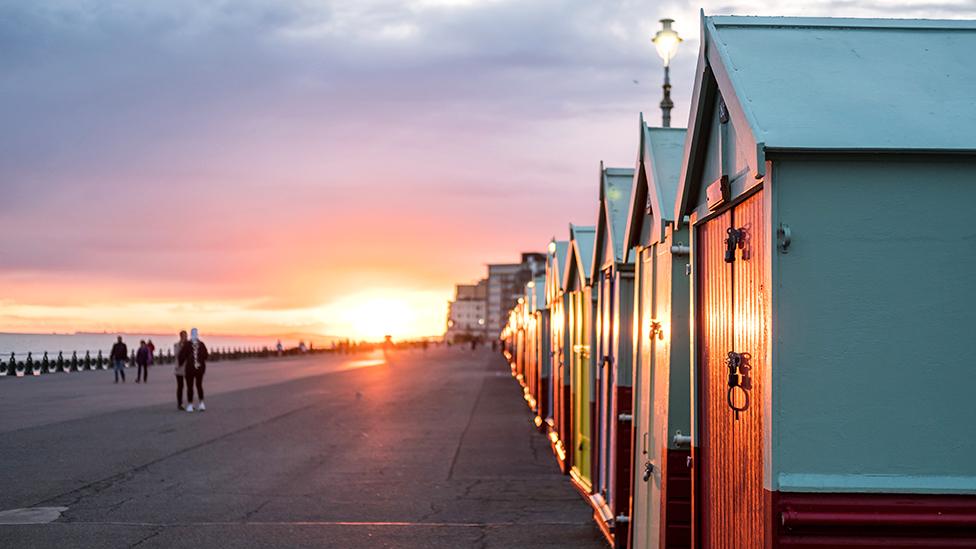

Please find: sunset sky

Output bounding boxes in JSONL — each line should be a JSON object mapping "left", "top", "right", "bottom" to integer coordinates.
{"left": 2, "top": 0, "right": 974, "bottom": 340}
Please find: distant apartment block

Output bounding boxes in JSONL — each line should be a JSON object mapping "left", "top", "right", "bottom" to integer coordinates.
{"left": 445, "top": 279, "right": 488, "bottom": 343}
{"left": 486, "top": 253, "right": 545, "bottom": 337}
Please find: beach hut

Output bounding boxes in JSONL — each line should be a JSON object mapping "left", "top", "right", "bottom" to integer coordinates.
{"left": 520, "top": 277, "right": 547, "bottom": 415}
{"left": 529, "top": 275, "right": 549, "bottom": 428}
{"left": 503, "top": 303, "right": 520, "bottom": 371}
{"left": 520, "top": 280, "right": 537, "bottom": 410}
{"left": 588, "top": 164, "right": 637, "bottom": 545}
{"left": 622, "top": 115, "right": 690, "bottom": 549}
{"left": 546, "top": 239, "right": 573, "bottom": 470}
{"left": 513, "top": 295, "right": 527, "bottom": 383}
{"left": 564, "top": 224, "right": 597, "bottom": 494}
{"left": 676, "top": 15, "right": 976, "bottom": 547}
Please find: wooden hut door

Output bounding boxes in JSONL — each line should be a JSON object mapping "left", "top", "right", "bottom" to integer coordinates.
{"left": 598, "top": 272, "right": 615, "bottom": 502}
{"left": 696, "top": 190, "right": 767, "bottom": 548}
{"left": 633, "top": 249, "right": 660, "bottom": 549}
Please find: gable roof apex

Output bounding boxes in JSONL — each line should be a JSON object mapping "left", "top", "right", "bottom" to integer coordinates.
{"left": 676, "top": 13, "right": 976, "bottom": 226}
{"left": 593, "top": 164, "right": 634, "bottom": 273}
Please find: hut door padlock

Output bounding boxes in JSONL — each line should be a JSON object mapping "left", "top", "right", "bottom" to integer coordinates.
{"left": 642, "top": 461, "right": 654, "bottom": 482}
{"left": 725, "top": 227, "right": 744, "bottom": 263}
{"left": 726, "top": 351, "right": 747, "bottom": 420}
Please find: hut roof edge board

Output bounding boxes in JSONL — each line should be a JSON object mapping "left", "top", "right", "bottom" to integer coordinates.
{"left": 552, "top": 240, "right": 570, "bottom": 292}
{"left": 591, "top": 163, "right": 635, "bottom": 279}
{"left": 624, "top": 115, "right": 687, "bottom": 259}
{"left": 532, "top": 275, "right": 546, "bottom": 311}
{"left": 564, "top": 224, "right": 596, "bottom": 292}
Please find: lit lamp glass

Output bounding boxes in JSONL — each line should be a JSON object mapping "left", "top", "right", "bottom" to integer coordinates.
{"left": 652, "top": 18, "right": 682, "bottom": 66}
{"left": 548, "top": 241, "right": 557, "bottom": 254}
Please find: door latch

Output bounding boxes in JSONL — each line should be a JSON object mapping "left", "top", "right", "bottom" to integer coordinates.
{"left": 725, "top": 227, "right": 745, "bottom": 263}
{"left": 649, "top": 320, "right": 664, "bottom": 340}
{"left": 643, "top": 461, "right": 654, "bottom": 482}
{"left": 726, "top": 351, "right": 747, "bottom": 420}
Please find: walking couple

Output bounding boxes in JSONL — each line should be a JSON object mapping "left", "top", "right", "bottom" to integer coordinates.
{"left": 174, "top": 328, "right": 209, "bottom": 413}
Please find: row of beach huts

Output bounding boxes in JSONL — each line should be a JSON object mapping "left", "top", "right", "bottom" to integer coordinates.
{"left": 498, "top": 15, "right": 976, "bottom": 549}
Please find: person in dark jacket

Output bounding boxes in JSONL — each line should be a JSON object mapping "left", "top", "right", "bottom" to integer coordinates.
{"left": 174, "top": 331, "right": 188, "bottom": 411}
{"left": 178, "top": 327, "right": 209, "bottom": 412}
{"left": 110, "top": 336, "right": 127, "bottom": 383}
{"left": 135, "top": 340, "right": 149, "bottom": 383}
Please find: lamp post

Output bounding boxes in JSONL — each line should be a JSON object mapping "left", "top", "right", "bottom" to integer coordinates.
{"left": 652, "top": 18, "right": 682, "bottom": 127}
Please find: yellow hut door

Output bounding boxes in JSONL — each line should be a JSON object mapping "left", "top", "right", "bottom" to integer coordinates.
{"left": 573, "top": 290, "right": 593, "bottom": 487}
{"left": 696, "top": 190, "right": 767, "bottom": 548}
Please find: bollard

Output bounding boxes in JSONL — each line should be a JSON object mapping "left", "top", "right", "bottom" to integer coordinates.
{"left": 27, "top": 352, "right": 40, "bottom": 376}
{"left": 95, "top": 350, "right": 104, "bottom": 370}
{"left": 15, "top": 355, "right": 25, "bottom": 377}
{"left": 84, "top": 350, "right": 93, "bottom": 371}
{"left": 57, "top": 351, "right": 65, "bottom": 372}
{"left": 1, "top": 353, "right": 11, "bottom": 376}
{"left": 129, "top": 350, "right": 135, "bottom": 368}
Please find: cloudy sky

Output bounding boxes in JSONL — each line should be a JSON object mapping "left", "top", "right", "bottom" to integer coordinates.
{"left": 2, "top": 0, "right": 974, "bottom": 339}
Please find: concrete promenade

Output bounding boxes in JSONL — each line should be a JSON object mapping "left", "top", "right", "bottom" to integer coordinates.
{"left": 0, "top": 348, "right": 604, "bottom": 548}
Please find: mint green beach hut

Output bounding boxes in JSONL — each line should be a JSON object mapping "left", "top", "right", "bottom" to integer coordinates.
{"left": 675, "top": 14, "right": 976, "bottom": 547}
{"left": 622, "top": 115, "right": 690, "bottom": 549}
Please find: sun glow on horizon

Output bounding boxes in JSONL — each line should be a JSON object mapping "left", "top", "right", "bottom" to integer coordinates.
{"left": 0, "top": 287, "right": 450, "bottom": 342}
{"left": 317, "top": 288, "right": 449, "bottom": 341}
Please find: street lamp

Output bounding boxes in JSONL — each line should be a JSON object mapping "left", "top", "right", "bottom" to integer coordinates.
{"left": 652, "top": 18, "right": 682, "bottom": 127}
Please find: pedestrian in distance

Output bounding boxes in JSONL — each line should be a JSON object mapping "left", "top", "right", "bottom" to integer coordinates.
{"left": 276, "top": 339, "right": 283, "bottom": 356}
{"left": 135, "top": 340, "right": 150, "bottom": 383}
{"left": 146, "top": 339, "right": 155, "bottom": 366}
{"left": 174, "top": 331, "right": 187, "bottom": 411}
{"left": 179, "top": 327, "right": 209, "bottom": 412}
{"left": 110, "top": 336, "right": 127, "bottom": 383}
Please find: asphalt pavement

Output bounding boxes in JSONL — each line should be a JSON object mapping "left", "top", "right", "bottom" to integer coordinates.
{"left": 0, "top": 348, "right": 604, "bottom": 548}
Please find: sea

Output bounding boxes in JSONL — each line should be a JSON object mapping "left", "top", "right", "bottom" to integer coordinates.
{"left": 0, "top": 333, "right": 308, "bottom": 359}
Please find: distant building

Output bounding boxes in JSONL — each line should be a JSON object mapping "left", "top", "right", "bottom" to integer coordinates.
{"left": 487, "top": 253, "right": 545, "bottom": 337}
{"left": 445, "top": 279, "right": 488, "bottom": 343}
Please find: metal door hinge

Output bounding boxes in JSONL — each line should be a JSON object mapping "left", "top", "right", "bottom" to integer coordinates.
{"left": 673, "top": 430, "right": 692, "bottom": 447}
{"left": 778, "top": 223, "right": 792, "bottom": 253}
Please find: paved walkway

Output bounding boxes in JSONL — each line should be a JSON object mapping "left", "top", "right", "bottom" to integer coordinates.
{"left": 0, "top": 349, "right": 604, "bottom": 548}
{"left": 0, "top": 351, "right": 384, "bottom": 433}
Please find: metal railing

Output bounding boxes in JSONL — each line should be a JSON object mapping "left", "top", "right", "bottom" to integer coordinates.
{"left": 0, "top": 347, "right": 330, "bottom": 378}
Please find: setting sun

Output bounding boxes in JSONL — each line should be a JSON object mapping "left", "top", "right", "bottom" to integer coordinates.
{"left": 318, "top": 289, "right": 449, "bottom": 341}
